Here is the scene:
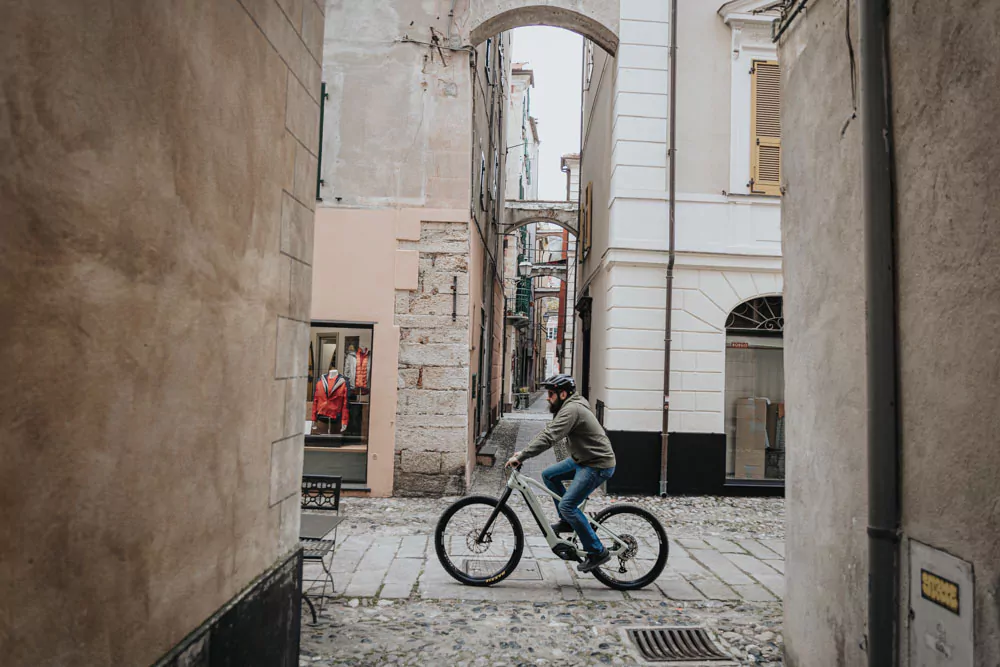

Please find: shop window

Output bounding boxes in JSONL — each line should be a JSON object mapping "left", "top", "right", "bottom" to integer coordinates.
{"left": 724, "top": 296, "right": 785, "bottom": 482}
{"left": 305, "top": 322, "right": 373, "bottom": 484}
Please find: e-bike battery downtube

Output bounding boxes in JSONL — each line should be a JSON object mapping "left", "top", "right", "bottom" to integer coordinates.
{"left": 476, "top": 487, "right": 513, "bottom": 544}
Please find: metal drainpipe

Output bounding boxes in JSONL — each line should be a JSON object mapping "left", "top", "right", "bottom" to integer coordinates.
{"left": 659, "top": 0, "right": 678, "bottom": 497}
{"left": 859, "top": 0, "right": 901, "bottom": 663}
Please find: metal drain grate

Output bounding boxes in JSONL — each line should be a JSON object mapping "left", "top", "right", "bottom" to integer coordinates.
{"left": 626, "top": 627, "right": 732, "bottom": 663}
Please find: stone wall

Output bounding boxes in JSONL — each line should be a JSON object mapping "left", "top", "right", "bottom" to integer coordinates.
{"left": 0, "top": 0, "right": 321, "bottom": 663}
{"left": 394, "top": 221, "right": 471, "bottom": 496}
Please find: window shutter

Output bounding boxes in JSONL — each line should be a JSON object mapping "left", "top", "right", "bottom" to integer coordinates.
{"left": 750, "top": 60, "right": 781, "bottom": 196}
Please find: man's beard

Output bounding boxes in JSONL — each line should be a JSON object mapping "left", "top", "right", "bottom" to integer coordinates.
{"left": 549, "top": 397, "right": 565, "bottom": 414}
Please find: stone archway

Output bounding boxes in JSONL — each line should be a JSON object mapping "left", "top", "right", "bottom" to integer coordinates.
{"left": 502, "top": 200, "right": 579, "bottom": 236}
{"left": 465, "top": 1, "right": 620, "bottom": 55}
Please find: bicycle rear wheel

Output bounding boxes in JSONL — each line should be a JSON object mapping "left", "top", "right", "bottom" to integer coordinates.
{"left": 434, "top": 495, "right": 524, "bottom": 587}
{"left": 590, "top": 504, "right": 668, "bottom": 590}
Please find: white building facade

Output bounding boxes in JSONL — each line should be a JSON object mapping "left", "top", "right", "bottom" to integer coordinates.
{"left": 574, "top": 0, "right": 784, "bottom": 494}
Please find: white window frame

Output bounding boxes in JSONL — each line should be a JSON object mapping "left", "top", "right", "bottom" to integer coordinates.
{"left": 720, "top": 3, "right": 780, "bottom": 196}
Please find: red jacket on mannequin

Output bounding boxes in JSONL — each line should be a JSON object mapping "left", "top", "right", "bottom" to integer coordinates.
{"left": 312, "top": 371, "right": 349, "bottom": 428}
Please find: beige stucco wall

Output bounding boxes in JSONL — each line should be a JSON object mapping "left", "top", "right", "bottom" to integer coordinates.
{"left": 0, "top": 0, "right": 322, "bottom": 663}
{"left": 781, "top": 0, "right": 1000, "bottom": 664}
{"left": 675, "top": 0, "right": 732, "bottom": 195}
{"left": 311, "top": 209, "right": 404, "bottom": 497}
{"left": 779, "top": 1, "right": 868, "bottom": 663}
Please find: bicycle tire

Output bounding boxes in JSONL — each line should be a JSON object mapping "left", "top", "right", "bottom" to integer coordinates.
{"left": 434, "top": 495, "right": 524, "bottom": 587}
{"left": 590, "top": 504, "right": 669, "bottom": 590}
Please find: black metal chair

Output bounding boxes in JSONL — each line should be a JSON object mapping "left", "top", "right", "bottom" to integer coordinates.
{"left": 300, "top": 474, "right": 344, "bottom": 624}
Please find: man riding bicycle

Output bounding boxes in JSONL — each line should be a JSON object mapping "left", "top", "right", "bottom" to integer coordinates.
{"left": 506, "top": 374, "right": 617, "bottom": 573}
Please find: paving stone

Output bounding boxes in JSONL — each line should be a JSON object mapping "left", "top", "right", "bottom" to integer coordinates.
{"left": 625, "top": 587, "right": 662, "bottom": 601}
{"left": 755, "top": 573, "right": 785, "bottom": 598}
{"left": 737, "top": 538, "right": 782, "bottom": 560}
{"left": 763, "top": 558, "right": 785, "bottom": 574}
{"left": 330, "top": 550, "right": 365, "bottom": 574}
{"left": 538, "top": 559, "right": 575, "bottom": 587}
{"left": 689, "top": 577, "right": 741, "bottom": 601}
{"left": 579, "top": 585, "right": 626, "bottom": 602}
{"left": 378, "top": 582, "right": 415, "bottom": 599}
{"left": 559, "top": 585, "right": 582, "bottom": 601}
{"left": 665, "top": 556, "right": 713, "bottom": 580}
{"left": 731, "top": 583, "right": 778, "bottom": 602}
{"left": 344, "top": 568, "right": 386, "bottom": 598}
{"left": 385, "top": 558, "right": 423, "bottom": 585}
{"left": 705, "top": 537, "right": 745, "bottom": 553}
{"left": 725, "top": 552, "right": 785, "bottom": 580}
{"left": 399, "top": 535, "right": 428, "bottom": 558}
{"left": 761, "top": 539, "right": 785, "bottom": 557}
{"left": 656, "top": 578, "right": 705, "bottom": 601}
{"left": 677, "top": 538, "right": 711, "bottom": 550}
{"left": 365, "top": 545, "right": 399, "bottom": 569}
{"left": 689, "top": 549, "right": 755, "bottom": 586}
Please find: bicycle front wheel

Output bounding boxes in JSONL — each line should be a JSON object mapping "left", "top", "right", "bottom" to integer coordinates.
{"left": 434, "top": 495, "right": 524, "bottom": 587}
{"left": 591, "top": 504, "right": 669, "bottom": 590}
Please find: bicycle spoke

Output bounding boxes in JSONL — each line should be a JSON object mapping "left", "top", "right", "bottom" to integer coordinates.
{"left": 439, "top": 502, "right": 518, "bottom": 581}
{"left": 594, "top": 511, "right": 664, "bottom": 585}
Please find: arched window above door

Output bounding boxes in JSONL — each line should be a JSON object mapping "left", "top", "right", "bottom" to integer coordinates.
{"left": 725, "top": 296, "right": 783, "bottom": 333}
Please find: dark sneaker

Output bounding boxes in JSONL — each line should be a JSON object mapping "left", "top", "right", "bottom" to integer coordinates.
{"left": 577, "top": 547, "right": 611, "bottom": 573}
{"left": 550, "top": 520, "right": 573, "bottom": 534}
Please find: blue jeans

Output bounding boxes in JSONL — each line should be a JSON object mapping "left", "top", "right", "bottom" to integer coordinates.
{"left": 541, "top": 458, "right": 615, "bottom": 554}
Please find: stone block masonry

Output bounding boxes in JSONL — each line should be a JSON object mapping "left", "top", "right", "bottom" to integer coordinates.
{"left": 394, "top": 220, "right": 471, "bottom": 496}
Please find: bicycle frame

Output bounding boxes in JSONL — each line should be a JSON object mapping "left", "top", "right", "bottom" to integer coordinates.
{"left": 476, "top": 467, "right": 627, "bottom": 560}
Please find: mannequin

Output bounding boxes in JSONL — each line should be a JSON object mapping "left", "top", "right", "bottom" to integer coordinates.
{"left": 344, "top": 345, "right": 358, "bottom": 388}
{"left": 312, "top": 368, "right": 349, "bottom": 434}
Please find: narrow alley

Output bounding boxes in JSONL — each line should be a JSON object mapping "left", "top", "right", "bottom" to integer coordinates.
{"left": 301, "top": 397, "right": 785, "bottom": 666}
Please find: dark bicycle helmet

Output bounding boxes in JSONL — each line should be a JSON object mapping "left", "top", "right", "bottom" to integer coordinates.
{"left": 541, "top": 374, "right": 576, "bottom": 394}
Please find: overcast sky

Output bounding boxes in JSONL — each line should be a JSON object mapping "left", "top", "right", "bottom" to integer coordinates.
{"left": 510, "top": 27, "right": 583, "bottom": 201}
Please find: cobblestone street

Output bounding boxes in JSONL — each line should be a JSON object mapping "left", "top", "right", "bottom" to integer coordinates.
{"left": 302, "top": 401, "right": 785, "bottom": 666}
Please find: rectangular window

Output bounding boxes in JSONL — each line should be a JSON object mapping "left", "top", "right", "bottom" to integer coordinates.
{"left": 305, "top": 322, "right": 374, "bottom": 483}
{"left": 750, "top": 60, "right": 781, "bottom": 196}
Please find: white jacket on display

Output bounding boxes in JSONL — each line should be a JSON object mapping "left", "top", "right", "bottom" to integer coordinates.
{"left": 344, "top": 349, "right": 357, "bottom": 388}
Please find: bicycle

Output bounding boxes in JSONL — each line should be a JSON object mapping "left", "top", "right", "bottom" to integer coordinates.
{"left": 434, "top": 463, "right": 669, "bottom": 590}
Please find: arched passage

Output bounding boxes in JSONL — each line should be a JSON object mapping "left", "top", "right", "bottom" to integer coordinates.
{"left": 468, "top": 3, "right": 619, "bottom": 55}
{"left": 503, "top": 200, "right": 579, "bottom": 236}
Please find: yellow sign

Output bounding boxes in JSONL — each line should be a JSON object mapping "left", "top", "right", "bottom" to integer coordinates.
{"left": 921, "top": 569, "right": 960, "bottom": 614}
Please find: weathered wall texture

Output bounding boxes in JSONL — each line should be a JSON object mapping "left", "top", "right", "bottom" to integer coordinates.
{"left": 782, "top": 0, "right": 1000, "bottom": 664}
{"left": 890, "top": 1, "right": 1000, "bottom": 663}
{"left": 394, "top": 220, "right": 472, "bottom": 496}
{"left": 779, "top": 1, "right": 869, "bottom": 664}
{"left": 0, "top": 0, "right": 321, "bottom": 663}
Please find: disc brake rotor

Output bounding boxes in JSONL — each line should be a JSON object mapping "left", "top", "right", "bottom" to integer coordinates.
{"left": 466, "top": 529, "right": 492, "bottom": 554}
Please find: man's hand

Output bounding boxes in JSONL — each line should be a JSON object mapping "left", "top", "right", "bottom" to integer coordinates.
{"left": 505, "top": 452, "right": 522, "bottom": 468}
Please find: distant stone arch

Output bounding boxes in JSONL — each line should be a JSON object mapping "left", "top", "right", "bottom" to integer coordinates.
{"left": 503, "top": 200, "right": 579, "bottom": 236}
{"left": 467, "top": 2, "right": 619, "bottom": 56}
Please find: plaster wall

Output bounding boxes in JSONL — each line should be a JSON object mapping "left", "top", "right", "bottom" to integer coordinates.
{"left": 782, "top": 0, "right": 1000, "bottom": 663}
{"left": 675, "top": 0, "right": 732, "bottom": 196}
{"left": 890, "top": 1, "right": 1000, "bottom": 658}
{"left": 311, "top": 208, "right": 410, "bottom": 498}
{"left": 0, "top": 0, "right": 322, "bottom": 663}
{"left": 778, "top": 0, "right": 874, "bottom": 664}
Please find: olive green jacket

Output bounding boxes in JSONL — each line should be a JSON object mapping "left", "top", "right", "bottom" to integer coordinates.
{"left": 519, "top": 394, "right": 616, "bottom": 469}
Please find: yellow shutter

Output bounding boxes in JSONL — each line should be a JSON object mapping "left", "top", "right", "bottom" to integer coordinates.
{"left": 751, "top": 60, "right": 781, "bottom": 196}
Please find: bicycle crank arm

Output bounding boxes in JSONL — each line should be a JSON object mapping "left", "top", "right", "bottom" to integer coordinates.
{"left": 475, "top": 488, "right": 513, "bottom": 544}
